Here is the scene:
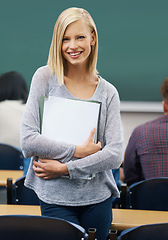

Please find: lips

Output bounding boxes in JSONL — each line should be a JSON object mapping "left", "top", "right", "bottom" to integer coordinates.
{"left": 68, "top": 51, "right": 82, "bottom": 56}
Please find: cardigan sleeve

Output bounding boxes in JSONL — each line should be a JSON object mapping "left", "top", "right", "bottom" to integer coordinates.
{"left": 20, "top": 67, "right": 75, "bottom": 161}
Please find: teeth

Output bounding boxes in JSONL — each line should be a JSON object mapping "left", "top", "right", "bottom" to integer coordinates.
{"left": 69, "top": 52, "right": 81, "bottom": 56}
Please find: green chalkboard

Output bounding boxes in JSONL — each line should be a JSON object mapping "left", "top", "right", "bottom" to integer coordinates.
{"left": 0, "top": 0, "right": 167, "bottom": 101}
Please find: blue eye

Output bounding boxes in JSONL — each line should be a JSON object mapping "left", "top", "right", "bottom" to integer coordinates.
{"left": 62, "top": 38, "right": 69, "bottom": 42}
{"left": 77, "top": 36, "right": 85, "bottom": 40}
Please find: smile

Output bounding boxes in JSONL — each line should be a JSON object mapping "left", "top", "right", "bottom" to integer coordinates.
{"left": 68, "top": 51, "right": 82, "bottom": 56}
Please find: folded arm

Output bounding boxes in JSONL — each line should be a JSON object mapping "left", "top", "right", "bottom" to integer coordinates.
{"left": 32, "top": 89, "right": 124, "bottom": 180}
{"left": 33, "top": 128, "right": 102, "bottom": 179}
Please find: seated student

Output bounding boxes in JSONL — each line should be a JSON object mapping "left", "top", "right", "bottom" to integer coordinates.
{"left": 123, "top": 78, "right": 168, "bottom": 186}
{"left": 0, "top": 71, "right": 30, "bottom": 174}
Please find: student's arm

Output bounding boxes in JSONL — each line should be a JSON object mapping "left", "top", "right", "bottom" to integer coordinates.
{"left": 21, "top": 67, "right": 101, "bottom": 162}
{"left": 73, "top": 128, "right": 102, "bottom": 158}
{"left": 32, "top": 87, "right": 123, "bottom": 180}
{"left": 32, "top": 128, "right": 102, "bottom": 179}
{"left": 20, "top": 67, "right": 75, "bottom": 161}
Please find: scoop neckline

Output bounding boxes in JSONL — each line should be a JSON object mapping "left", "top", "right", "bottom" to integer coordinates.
{"left": 62, "top": 76, "right": 101, "bottom": 101}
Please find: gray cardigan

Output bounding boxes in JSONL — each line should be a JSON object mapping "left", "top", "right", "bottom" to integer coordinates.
{"left": 21, "top": 65, "right": 123, "bottom": 206}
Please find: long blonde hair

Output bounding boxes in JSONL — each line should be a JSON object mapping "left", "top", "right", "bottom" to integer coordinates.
{"left": 47, "top": 7, "right": 98, "bottom": 85}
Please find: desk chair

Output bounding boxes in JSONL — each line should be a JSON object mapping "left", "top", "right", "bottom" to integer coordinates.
{"left": 120, "top": 177, "right": 168, "bottom": 210}
{"left": 117, "top": 222, "right": 168, "bottom": 240}
{"left": 7, "top": 176, "right": 40, "bottom": 205}
{"left": 112, "top": 169, "right": 121, "bottom": 208}
{"left": 0, "top": 143, "right": 24, "bottom": 170}
{"left": 0, "top": 215, "right": 88, "bottom": 240}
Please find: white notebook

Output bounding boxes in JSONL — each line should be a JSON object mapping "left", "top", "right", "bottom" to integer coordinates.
{"left": 41, "top": 96, "right": 101, "bottom": 145}
{"left": 40, "top": 96, "right": 101, "bottom": 180}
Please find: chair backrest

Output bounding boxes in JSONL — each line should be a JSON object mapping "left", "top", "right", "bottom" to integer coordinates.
{"left": 7, "top": 176, "right": 40, "bottom": 205}
{"left": 126, "top": 177, "right": 168, "bottom": 210}
{"left": 0, "top": 215, "right": 88, "bottom": 240}
{"left": 117, "top": 223, "right": 168, "bottom": 240}
{"left": 0, "top": 143, "right": 23, "bottom": 170}
{"left": 112, "top": 168, "right": 121, "bottom": 208}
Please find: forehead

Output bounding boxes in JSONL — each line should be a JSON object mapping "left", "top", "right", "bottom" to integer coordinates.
{"left": 64, "top": 20, "right": 91, "bottom": 35}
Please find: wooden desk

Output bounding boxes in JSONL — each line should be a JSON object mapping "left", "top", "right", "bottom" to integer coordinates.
{"left": 112, "top": 208, "right": 168, "bottom": 231}
{"left": 0, "top": 170, "right": 23, "bottom": 187}
{"left": 0, "top": 204, "right": 41, "bottom": 216}
{"left": 0, "top": 205, "right": 168, "bottom": 231}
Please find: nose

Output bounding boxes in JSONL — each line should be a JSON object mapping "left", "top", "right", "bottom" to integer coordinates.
{"left": 69, "top": 39, "right": 77, "bottom": 49}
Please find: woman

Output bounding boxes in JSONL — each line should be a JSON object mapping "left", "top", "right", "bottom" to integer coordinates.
{"left": 21, "top": 7, "right": 123, "bottom": 240}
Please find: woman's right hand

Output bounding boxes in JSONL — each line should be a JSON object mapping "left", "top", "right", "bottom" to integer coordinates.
{"left": 73, "top": 128, "right": 102, "bottom": 158}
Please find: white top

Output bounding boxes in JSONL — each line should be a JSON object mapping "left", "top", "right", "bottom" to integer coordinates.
{"left": 0, "top": 100, "right": 25, "bottom": 148}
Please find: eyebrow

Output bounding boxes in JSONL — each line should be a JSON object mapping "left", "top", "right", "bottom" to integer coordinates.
{"left": 63, "top": 33, "right": 87, "bottom": 37}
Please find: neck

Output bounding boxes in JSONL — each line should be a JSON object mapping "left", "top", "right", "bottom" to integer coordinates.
{"left": 65, "top": 65, "right": 91, "bottom": 83}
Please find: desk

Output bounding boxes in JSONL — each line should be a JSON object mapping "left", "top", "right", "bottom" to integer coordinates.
{"left": 0, "top": 205, "right": 168, "bottom": 231}
{"left": 112, "top": 208, "right": 168, "bottom": 231}
{"left": 0, "top": 204, "right": 41, "bottom": 216}
{"left": 0, "top": 170, "right": 23, "bottom": 187}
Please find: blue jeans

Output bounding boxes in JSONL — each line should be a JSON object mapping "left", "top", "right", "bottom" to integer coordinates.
{"left": 40, "top": 197, "right": 113, "bottom": 240}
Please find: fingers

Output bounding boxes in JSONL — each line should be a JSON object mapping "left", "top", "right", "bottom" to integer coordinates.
{"left": 33, "top": 160, "right": 45, "bottom": 173}
{"left": 32, "top": 164, "right": 43, "bottom": 173}
{"left": 35, "top": 172, "right": 48, "bottom": 179}
{"left": 33, "top": 159, "right": 48, "bottom": 167}
{"left": 38, "top": 159, "right": 49, "bottom": 163}
{"left": 33, "top": 160, "right": 52, "bottom": 179}
{"left": 35, "top": 172, "right": 45, "bottom": 177}
{"left": 33, "top": 164, "right": 47, "bottom": 178}
{"left": 97, "top": 141, "right": 102, "bottom": 149}
{"left": 33, "top": 160, "right": 41, "bottom": 168}
{"left": 88, "top": 128, "right": 96, "bottom": 140}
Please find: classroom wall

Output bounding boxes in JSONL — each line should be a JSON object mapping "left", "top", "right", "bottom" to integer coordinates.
{"left": 1, "top": 0, "right": 168, "bottom": 102}
{"left": 121, "top": 102, "right": 163, "bottom": 149}
{"left": 0, "top": 1, "right": 166, "bottom": 146}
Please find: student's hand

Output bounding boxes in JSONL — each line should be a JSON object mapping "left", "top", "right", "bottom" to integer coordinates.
{"left": 73, "top": 128, "right": 102, "bottom": 158}
{"left": 33, "top": 159, "right": 69, "bottom": 180}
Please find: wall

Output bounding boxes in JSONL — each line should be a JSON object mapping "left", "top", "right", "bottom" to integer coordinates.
{"left": 1, "top": 0, "right": 168, "bottom": 101}
{"left": 120, "top": 102, "right": 163, "bottom": 149}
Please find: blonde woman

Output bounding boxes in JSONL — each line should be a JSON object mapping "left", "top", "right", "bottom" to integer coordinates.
{"left": 21, "top": 7, "right": 123, "bottom": 240}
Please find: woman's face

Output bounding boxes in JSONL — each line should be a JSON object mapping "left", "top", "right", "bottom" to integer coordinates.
{"left": 61, "top": 19, "right": 95, "bottom": 69}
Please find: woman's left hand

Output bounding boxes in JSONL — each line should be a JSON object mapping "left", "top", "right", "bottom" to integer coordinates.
{"left": 33, "top": 159, "right": 69, "bottom": 180}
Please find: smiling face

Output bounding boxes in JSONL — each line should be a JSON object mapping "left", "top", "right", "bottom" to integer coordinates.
{"left": 61, "top": 20, "right": 95, "bottom": 70}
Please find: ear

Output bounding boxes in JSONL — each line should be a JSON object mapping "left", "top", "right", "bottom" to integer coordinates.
{"left": 90, "top": 31, "right": 96, "bottom": 46}
{"left": 162, "top": 100, "right": 168, "bottom": 113}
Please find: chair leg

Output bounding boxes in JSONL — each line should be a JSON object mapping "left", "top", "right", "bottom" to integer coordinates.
{"left": 119, "top": 183, "right": 127, "bottom": 208}
{"left": 7, "top": 178, "right": 13, "bottom": 204}
{"left": 88, "top": 228, "right": 96, "bottom": 240}
{"left": 108, "top": 229, "right": 117, "bottom": 240}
